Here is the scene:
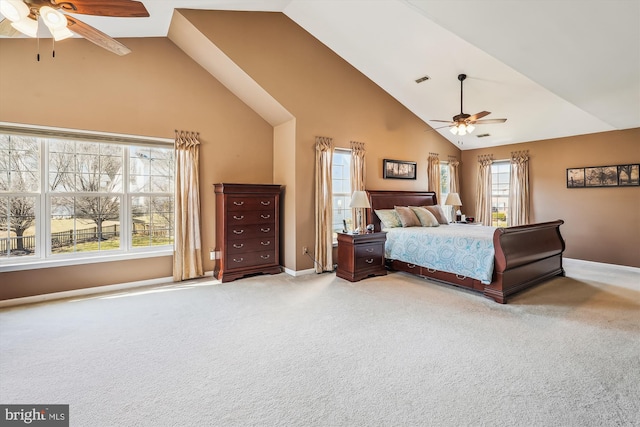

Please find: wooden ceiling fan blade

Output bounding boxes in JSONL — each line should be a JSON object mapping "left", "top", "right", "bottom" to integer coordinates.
{"left": 66, "top": 16, "right": 131, "bottom": 55}
{"left": 467, "top": 111, "right": 491, "bottom": 122}
{"left": 59, "top": 0, "right": 149, "bottom": 17}
{"left": 429, "top": 120, "right": 455, "bottom": 123}
{"left": 0, "top": 18, "right": 22, "bottom": 37}
{"left": 474, "top": 118, "right": 507, "bottom": 124}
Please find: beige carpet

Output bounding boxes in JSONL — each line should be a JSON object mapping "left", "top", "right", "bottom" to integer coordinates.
{"left": 1, "top": 259, "right": 638, "bottom": 426}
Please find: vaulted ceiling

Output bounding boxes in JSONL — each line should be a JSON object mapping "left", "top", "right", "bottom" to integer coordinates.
{"left": 3, "top": 0, "right": 639, "bottom": 150}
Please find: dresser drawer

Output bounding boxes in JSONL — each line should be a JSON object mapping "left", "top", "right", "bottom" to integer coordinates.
{"left": 355, "top": 242, "right": 384, "bottom": 259}
{"left": 355, "top": 254, "right": 384, "bottom": 270}
{"left": 391, "top": 260, "right": 422, "bottom": 274}
{"left": 227, "top": 196, "right": 277, "bottom": 212}
{"left": 227, "top": 210, "right": 275, "bottom": 226}
{"left": 226, "top": 224, "right": 276, "bottom": 240}
{"left": 226, "top": 250, "right": 276, "bottom": 270}
{"left": 227, "top": 237, "right": 276, "bottom": 254}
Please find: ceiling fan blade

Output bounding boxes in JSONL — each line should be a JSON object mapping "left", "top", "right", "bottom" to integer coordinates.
{"left": 59, "top": 0, "right": 149, "bottom": 17}
{"left": 467, "top": 111, "right": 491, "bottom": 122}
{"left": 65, "top": 16, "right": 131, "bottom": 55}
{"left": 474, "top": 118, "right": 507, "bottom": 124}
{"left": 429, "top": 120, "right": 455, "bottom": 123}
{"left": 0, "top": 18, "right": 24, "bottom": 37}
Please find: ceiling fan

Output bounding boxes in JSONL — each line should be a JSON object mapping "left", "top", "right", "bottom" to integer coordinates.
{"left": 0, "top": 0, "right": 149, "bottom": 56}
{"left": 430, "top": 73, "right": 507, "bottom": 136}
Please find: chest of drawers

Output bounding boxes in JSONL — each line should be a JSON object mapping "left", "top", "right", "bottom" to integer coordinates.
{"left": 336, "top": 232, "right": 387, "bottom": 282}
{"left": 214, "top": 183, "right": 282, "bottom": 282}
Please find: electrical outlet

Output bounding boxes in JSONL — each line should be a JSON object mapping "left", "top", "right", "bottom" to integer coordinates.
{"left": 209, "top": 249, "right": 216, "bottom": 260}
{"left": 302, "top": 246, "right": 308, "bottom": 255}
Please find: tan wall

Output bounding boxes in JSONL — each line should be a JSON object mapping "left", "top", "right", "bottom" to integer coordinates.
{"left": 0, "top": 37, "right": 273, "bottom": 299}
{"left": 180, "top": 10, "right": 459, "bottom": 270}
{"left": 460, "top": 128, "right": 640, "bottom": 267}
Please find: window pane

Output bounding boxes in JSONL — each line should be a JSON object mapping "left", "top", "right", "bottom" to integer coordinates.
{"left": 132, "top": 196, "right": 174, "bottom": 248}
{"left": 0, "top": 134, "right": 40, "bottom": 193}
{"left": 51, "top": 196, "right": 121, "bottom": 254}
{"left": 50, "top": 141, "right": 123, "bottom": 192}
{"left": 0, "top": 196, "right": 37, "bottom": 258}
{"left": 332, "top": 151, "right": 352, "bottom": 238}
{"left": 129, "top": 146, "right": 174, "bottom": 193}
{"left": 491, "top": 161, "right": 510, "bottom": 226}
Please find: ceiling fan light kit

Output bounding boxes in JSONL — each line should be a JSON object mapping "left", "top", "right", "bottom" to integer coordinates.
{"left": 431, "top": 73, "right": 507, "bottom": 137}
{"left": 0, "top": 0, "right": 150, "bottom": 56}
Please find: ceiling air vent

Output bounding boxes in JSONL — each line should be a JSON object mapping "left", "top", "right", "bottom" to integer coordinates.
{"left": 476, "top": 133, "right": 491, "bottom": 138}
{"left": 415, "top": 76, "right": 430, "bottom": 83}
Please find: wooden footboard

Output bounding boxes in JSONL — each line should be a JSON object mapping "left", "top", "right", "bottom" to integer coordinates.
{"left": 484, "top": 220, "right": 565, "bottom": 303}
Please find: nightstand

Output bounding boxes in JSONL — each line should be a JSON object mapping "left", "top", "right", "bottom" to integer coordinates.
{"left": 336, "top": 232, "right": 387, "bottom": 282}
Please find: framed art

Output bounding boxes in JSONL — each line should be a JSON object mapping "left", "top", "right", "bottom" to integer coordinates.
{"left": 383, "top": 159, "right": 416, "bottom": 180}
{"left": 566, "top": 168, "right": 585, "bottom": 188}
{"left": 617, "top": 164, "right": 639, "bottom": 186}
{"left": 585, "top": 166, "right": 618, "bottom": 187}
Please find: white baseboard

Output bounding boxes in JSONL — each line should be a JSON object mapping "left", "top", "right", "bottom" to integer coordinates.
{"left": 564, "top": 258, "right": 640, "bottom": 272}
{"left": 283, "top": 267, "right": 316, "bottom": 277}
{"left": 0, "top": 271, "right": 214, "bottom": 309}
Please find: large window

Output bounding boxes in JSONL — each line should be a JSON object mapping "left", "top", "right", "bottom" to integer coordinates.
{"left": 439, "top": 161, "right": 452, "bottom": 222}
{"left": 332, "top": 149, "right": 351, "bottom": 241}
{"left": 0, "top": 128, "right": 174, "bottom": 266}
{"left": 491, "top": 161, "right": 510, "bottom": 227}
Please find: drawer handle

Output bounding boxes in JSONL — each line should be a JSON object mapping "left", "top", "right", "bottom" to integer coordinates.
{"left": 365, "top": 258, "right": 374, "bottom": 264}
{"left": 261, "top": 201, "right": 271, "bottom": 206}
{"left": 260, "top": 254, "right": 271, "bottom": 259}
{"left": 233, "top": 201, "right": 244, "bottom": 206}
{"left": 233, "top": 215, "right": 244, "bottom": 220}
{"left": 233, "top": 257, "right": 244, "bottom": 263}
{"left": 233, "top": 229, "right": 244, "bottom": 235}
{"left": 261, "top": 228, "right": 271, "bottom": 233}
{"left": 233, "top": 243, "right": 244, "bottom": 249}
{"left": 456, "top": 274, "right": 467, "bottom": 280}
{"left": 260, "top": 214, "right": 271, "bottom": 219}
{"left": 260, "top": 241, "right": 271, "bottom": 246}
{"left": 407, "top": 264, "right": 416, "bottom": 269}
{"left": 426, "top": 268, "right": 436, "bottom": 273}
{"left": 365, "top": 248, "right": 374, "bottom": 253}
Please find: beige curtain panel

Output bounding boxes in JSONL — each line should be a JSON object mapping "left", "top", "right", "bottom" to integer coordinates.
{"left": 475, "top": 154, "right": 493, "bottom": 226}
{"left": 315, "top": 136, "right": 334, "bottom": 273}
{"left": 173, "top": 130, "right": 204, "bottom": 281}
{"left": 427, "top": 153, "right": 441, "bottom": 204}
{"left": 350, "top": 141, "right": 366, "bottom": 229}
{"left": 509, "top": 150, "right": 530, "bottom": 226}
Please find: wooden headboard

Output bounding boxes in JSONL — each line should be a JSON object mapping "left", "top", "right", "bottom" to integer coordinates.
{"left": 366, "top": 190, "right": 438, "bottom": 231}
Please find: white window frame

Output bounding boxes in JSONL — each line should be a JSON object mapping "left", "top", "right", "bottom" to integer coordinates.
{"left": 439, "top": 160, "right": 452, "bottom": 222}
{"left": 332, "top": 148, "right": 352, "bottom": 243}
{"left": 0, "top": 122, "right": 174, "bottom": 272}
{"left": 491, "top": 160, "right": 510, "bottom": 227}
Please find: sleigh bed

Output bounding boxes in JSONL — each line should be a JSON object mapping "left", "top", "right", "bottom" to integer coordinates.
{"left": 366, "top": 190, "right": 565, "bottom": 303}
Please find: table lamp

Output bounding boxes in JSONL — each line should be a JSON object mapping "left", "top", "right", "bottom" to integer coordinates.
{"left": 445, "top": 192, "right": 462, "bottom": 222}
{"left": 349, "top": 190, "right": 371, "bottom": 233}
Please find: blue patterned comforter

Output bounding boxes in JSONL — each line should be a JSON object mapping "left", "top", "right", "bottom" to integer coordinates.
{"left": 384, "top": 224, "right": 497, "bottom": 284}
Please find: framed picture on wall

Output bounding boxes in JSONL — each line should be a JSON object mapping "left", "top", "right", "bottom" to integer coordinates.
{"left": 566, "top": 168, "right": 585, "bottom": 188}
{"left": 584, "top": 166, "right": 618, "bottom": 187}
{"left": 383, "top": 159, "right": 416, "bottom": 180}
{"left": 617, "top": 164, "right": 639, "bottom": 186}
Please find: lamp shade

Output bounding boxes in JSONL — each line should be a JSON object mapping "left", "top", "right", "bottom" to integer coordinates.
{"left": 445, "top": 192, "right": 462, "bottom": 206}
{"left": 349, "top": 191, "right": 371, "bottom": 209}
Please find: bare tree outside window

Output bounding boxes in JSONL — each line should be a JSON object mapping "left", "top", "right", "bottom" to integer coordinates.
{"left": 0, "top": 135, "right": 39, "bottom": 257}
{"left": 0, "top": 127, "right": 174, "bottom": 263}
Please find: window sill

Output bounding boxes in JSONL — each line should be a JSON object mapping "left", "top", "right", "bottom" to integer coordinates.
{"left": 0, "top": 249, "right": 173, "bottom": 273}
